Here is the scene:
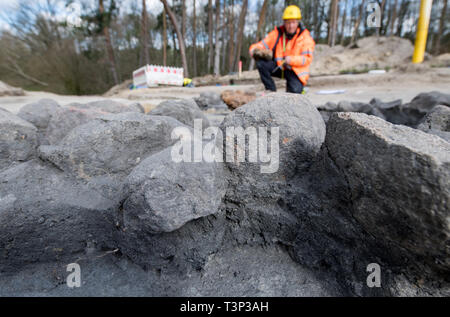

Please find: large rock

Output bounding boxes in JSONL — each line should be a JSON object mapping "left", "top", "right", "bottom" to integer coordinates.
{"left": 0, "top": 108, "right": 38, "bottom": 171}
{"left": 17, "top": 99, "right": 61, "bottom": 145}
{"left": 220, "top": 93, "right": 326, "bottom": 245}
{"left": 221, "top": 93, "right": 326, "bottom": 179}
{"left": 325, "top": 112, "right": 450, "bottom": 274}
{"left": 194, "top": 91, "right": 228, "bottom": 110}
{"left": 123, "top": 145, "right": 227, "bottom": 234}
{"left": 397, "top": 91, "right": 450, "bottom": 126}
{"left": 0, "top": 160, "right": 117, "bottom": 271}
{"left": 117, "top": 145, "right": 227, "bottom": 271}
{"left": 44, "top": 100, "right": 143, "bottom": 144}
{"left": 39, "top": 112, "right": 185, "bottom": 180}
{"left": 416, "top": 105, "right": 450, "bottom": 142}
{"left": 149, "top": 99, "right": 210, "bottom": 129}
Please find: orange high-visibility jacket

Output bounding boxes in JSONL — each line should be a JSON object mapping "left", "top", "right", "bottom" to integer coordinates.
{"left": 249, "top": 25, "right": 315, "bottom": 85}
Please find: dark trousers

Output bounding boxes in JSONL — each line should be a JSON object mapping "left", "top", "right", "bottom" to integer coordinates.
{"left": 256, "top": 59, "right": 304, "bottom": 94}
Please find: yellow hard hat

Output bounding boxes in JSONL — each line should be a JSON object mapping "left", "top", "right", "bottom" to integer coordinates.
{"left": 282, "top": 5, "right": 302, "bottom": 20}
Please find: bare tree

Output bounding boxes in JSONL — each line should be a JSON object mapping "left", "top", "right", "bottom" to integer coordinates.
{"left": 140, "top": 0, "right": 150, "bottom": 66}
{"left": 214, "top": 0, "right": 222, "bottom": 75}
{"left": 99, "top": 0, "right": 119, "bottom": 85}
{"left": 328, "top": 0, "right": 340, "bottom": 46}
{"left": 227, "top": 0, "right": 235, "bottom": 73}
{"left": 182, "top": 0, "right": 186, "bottom": 40}
{"left": 192, "top": 0, "right": 197, "bottom": 77}
{"left": 232, "top": 0, "right": 248, "bottom": 72}
{"left": 390, "top": 0, "right": 399, "bottom": 36}
{"left": 377, "top": 0, "right": 387, "bottom": 36}
{"left": 434, "top": 0, "right": 448, "bottom": 54}
{"left": 340, "top": 0, "right": 348, "bottom": 45}
{"left": 160, "top": 0, "right": 189, "bottom": 77}
{"left": 396, "top": 0, "right": 410, "bottom": 37}
{"left": 350, "top": 0, "right": 366, "bottom": 47}
{"left": 207, "top": 0, "right": 214, "bottom": 72}
{"left": 249, "top": 0, "right": 269, "bottom": 70}
{"left": 163, "top": 11, "right": 167, "bottom": 66}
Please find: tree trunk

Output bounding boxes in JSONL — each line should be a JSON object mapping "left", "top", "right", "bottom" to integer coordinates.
{"left": 214, "top": 0, "right": 222, "bottom": 76}
{"left": 228, "top": 0, "right": 235, "bottom": 73}
{"left": 390, "top": 0, "right": 398, "bottom": 36}
{"left": 232, "top": 0, "right": 248, "bottom": 72}
{"left": 396, "top": 0, "right": 410, "bottom": 37}
{"left": 140, "top": 0, "right": 150, "bottom": 66}
{"left": 327, "top": 0, "right": 333, "bottom": 44}
{"left": 163, "top": 10, "right": 167, "bottom": 66}
{"left": 313, "top": 1, "right": 321, "bottom": 39}
{"left": 340, "top": 0, "right": 348, "bottom": 45}
{"left": 222, "top": 11, "right": 228, "bottom": 74}
{"left": 171, "top": 28, "right": 177, "bottom": 64}
{"left": 99, "top": 0, "right": 119, "bottom": 85}
{"left": 377, "top": 0, "right": 387, "bottom": 36}
{"left": 330, "top": 0, "right": 340, "bottom": 46}
{"left": 350, "top": 0, "right": 365, "bottom": 47}
{"left": 207, "top": 0, "right": 214, "bottom": 72}
{"left": 182, "top": 0, "right": 186, "bottom": 40}
{"left": 434, "top": 0, "right": 448, "bottom": 54}
{"left": 249, "top": 0, "right": 269, "bottom": 70}
{"left": 193, "top": 0, "right": 197, "bottom": 77}
{"left": 160, "top": 0, "right": 189, "bottom": 77}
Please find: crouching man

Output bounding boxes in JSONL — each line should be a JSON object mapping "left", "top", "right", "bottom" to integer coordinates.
{"left": 249, "top": 5, "right": 315, "bottom": 94}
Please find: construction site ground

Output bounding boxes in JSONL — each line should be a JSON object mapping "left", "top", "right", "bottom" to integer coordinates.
{"left": 1, "top": 68, "right": 450, "bottom": 126}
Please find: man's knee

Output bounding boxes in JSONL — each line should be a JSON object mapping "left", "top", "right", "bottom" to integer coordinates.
{"left": 285, "top": 72, "right": 304, "bottom": 93}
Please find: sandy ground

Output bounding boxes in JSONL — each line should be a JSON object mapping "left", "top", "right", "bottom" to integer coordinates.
{"left": 1, "top": 68, "right": 449, "bottom": 116}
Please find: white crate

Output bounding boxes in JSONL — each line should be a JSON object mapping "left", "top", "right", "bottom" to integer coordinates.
{"left": 133, "top": 65, "right": 184, "bottom": 88}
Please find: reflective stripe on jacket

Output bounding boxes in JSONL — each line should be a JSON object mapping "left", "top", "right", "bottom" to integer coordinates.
{"left": 250, "top": 25, "right": 315, "bottom": 85}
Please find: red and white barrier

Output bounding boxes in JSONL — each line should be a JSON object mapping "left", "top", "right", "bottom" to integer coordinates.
{"left": 133, "top": 65, "right": 184, "bottom": 88}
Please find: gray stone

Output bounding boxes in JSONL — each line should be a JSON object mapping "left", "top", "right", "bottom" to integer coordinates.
{"left": 128, "top": 102, "right": 146, "bottom": 113}
{"left": 39, "top": 112, "right": 185, "bottom": 179}
{"left": 0, "top": 109, "right": 38, "bottom": 171}
{"left": 194, "top": 91, "right": 228, "bottom": 110}
{"left": 416, "top": 105, "right": 450, "bottom": 142}
{"left": 115, "top": 141, "right": 227, "bottom": 272}
{"left": 220, "top": 93, "right": 326, "bottom": 246}
{"left": 17, "top": 99, "right": 61, "bottom": 145}
{"left": 325, "top": 112, "right": 450, "bottom": 273}
{"left": 387, "top": 91, "right": 450, "bottom": 126}
{"left": 0, "top": 160, "right": 117, "bottom": 271}
{"left": 407, "top": 91, "right": 450, "bottom": 113}
{"left": 123, "top": 146, "right": 227, "bottom": 234}
{"left": 221, "top": 93, "right": 325, "bottom": 181}
{"left": 44, "top": 100, "right": 143, "bottom": 144}
{"left": 336, "top": 100, "right": 359, "bottom": 112}
{"left": 149, "top": 99, "right": 210, "bottom": 129}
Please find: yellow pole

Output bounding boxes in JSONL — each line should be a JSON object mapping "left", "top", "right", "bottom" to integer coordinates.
{"left": 412, "top": 0, "right": 433, "bottom": 64}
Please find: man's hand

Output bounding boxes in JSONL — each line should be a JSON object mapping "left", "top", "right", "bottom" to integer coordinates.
{"left": 284, "top": 56, "right": 292, "bottom": 65}
{"left": 250, "top": 48, "right": 255, "bottom": 58}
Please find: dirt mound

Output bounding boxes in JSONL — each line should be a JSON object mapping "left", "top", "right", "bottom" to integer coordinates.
{"left": 311, "top": 36, "right": 414, "bottom": 75}
{"left": 0, "top": 81, "right": 25, "bottom": 97}
{"left": 432, "top": 53, "right": 450, "bottom": 67}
